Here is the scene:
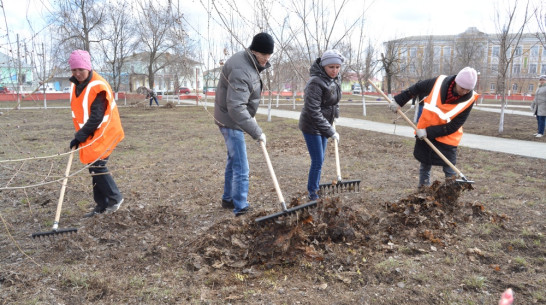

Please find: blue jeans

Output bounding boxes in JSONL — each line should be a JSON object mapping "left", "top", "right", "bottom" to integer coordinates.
{"left": 219, "top": 127, "right": 249, "bottom": 213}
{"left": 149, "top": 96, "right": 159, "bottom": 106}
{"left": 419, "top": 162, "right": 457, "bottom": 187}
{"left": 303, "top": 133, "right": 328, "bottom": 200}
{"left": 536, "top": 115, "right": 545, "bottom": 135}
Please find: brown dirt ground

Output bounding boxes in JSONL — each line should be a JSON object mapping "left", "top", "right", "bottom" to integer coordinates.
{"left": 0, "top": 96, "right": 545, "bottom": 304}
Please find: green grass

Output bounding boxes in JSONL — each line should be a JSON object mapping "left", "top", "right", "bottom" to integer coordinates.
{"left": 462, "top": 275, "right": 486, "bottom": 291}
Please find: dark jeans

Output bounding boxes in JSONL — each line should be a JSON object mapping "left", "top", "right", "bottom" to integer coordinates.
{"left": 150, "top": 96, "right": 159, "bottom": 106}
{"left": 419, "top": 162, "right": 456, "bottom": 187}
{"left": 536, "top": 115, "right": 545, "bottom": 135}
{"left": 303, "top": 132, "right": 328, "bottom": 200}
{"left": 88, "top": 157, "right": 123, "bottom": 210}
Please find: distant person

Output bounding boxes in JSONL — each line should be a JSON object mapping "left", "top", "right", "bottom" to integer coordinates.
{"left": 214, "top": 32, "right": 274, "bottom": 216}
{"left": 530, "top": 75, "right": 546, "bottom": 138}
{"left": 68, "top": 49, "right": 125, "bottom": 217}
{"left": 147, "top": 88, "right": 159, "bottom": 106}
{"left": 298, "top": 49, "right": 343, "bottom": 200}
{"left": 390, "top": 67, "right": 479, "bottom": 188}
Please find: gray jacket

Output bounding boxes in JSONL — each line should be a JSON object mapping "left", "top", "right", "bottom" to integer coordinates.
{"left": 531, "top": 83, "right": 546, "bottom": 116}
{"left": 214, "top": 50, "right": 269, "bottom": 139}
{"left": 298, "top": 58, "right": 341, "bottom": 137}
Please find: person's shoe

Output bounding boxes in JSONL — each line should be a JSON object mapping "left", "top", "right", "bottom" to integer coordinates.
{"left": 105, "top": 198, "right": 124, "bottom": 213}
{"left": 536, "top": 134, "right": 543, "bottom": 138}
{"left": 83, "top": 206, "right": 105, "bottom": 218}
{"left": 235, "top": 207, "right": 251, "bottom": 217}
{"left": 533, "top": 133, "right": 538, "bottom": 136}
{"left": 221, "top": 199, "right": 234, "bottom": 209}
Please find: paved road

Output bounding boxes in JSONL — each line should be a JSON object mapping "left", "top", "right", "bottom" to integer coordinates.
{"left": 7, "top": 100, "right": 544, "bottom": 160}
{"left": 253, "top": 107, "right": 546, "bottom": 160}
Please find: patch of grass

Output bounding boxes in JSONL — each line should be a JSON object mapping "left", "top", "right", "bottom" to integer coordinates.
{"left": 462, "top": 275, "right": 486, "bottom": 291}
{"left": 374, "top": 257, "right": 403, "bottom": 274}
{"left": 513, "top": 256, "right": 528, "bottom": 267}
{"left": 509, "top": 238, "right": 527, "bottom": 249}
{"left": 128, "top": 276, "right": 146, "bottom": 289}
{"left": 532, "top": 290, "right": 545, "bottom": 302}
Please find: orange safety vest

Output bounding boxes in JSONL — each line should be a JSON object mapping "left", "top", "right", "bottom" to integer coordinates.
{"left": 70, "top": 72, "right": 124, "bottom": 164}
{"left": 416, "top": 75, "right": 478, "bottom": 146}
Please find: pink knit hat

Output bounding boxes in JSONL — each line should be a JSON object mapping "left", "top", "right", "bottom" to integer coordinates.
{"left": 68, "top": 50, "right": 92, "bottom": 71}
{"left": 455, "top": 67, "right": 477, "bottom": 90}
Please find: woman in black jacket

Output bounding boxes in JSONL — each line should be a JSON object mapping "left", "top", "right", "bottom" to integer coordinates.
{"left": 298, "top": 50, "right": 343, "bottom": 200}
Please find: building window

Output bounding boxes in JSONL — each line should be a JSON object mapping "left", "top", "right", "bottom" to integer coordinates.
{"left": 513, "top": 63, "right": 521, "bottom": 74}
{"left": 514, "top": 45, "right": 522, "bottom": 56}
{"left": 443, "top": 46, "right": 451, "bottom": 57}
{"left": 490, "top": 83, "right": 496, "bottom": 92}
{"left": 529, "top": 84, "right": 534, "bottom": 92}
{"left": 529, "top": 64, "right": 537, "bottom": 74}
{"left": 434, "top": 46, "right": 441, "bottom": 59}
{"left": 530, "top": 46, "right": 539, "bottom": 57}
{"left": 541, "top": 64, "right": 546, "bottom": 74}
{"left": 433, "top": 63, "right": 439, "bottom": 74}
{"left": 512, "top": 83, "right": 518, "bottom": 92}
{"left": 543, "top": 47, "right": 546, "bottom": 57}
{"left": 492, "top": 46, "right": 500, "bottom": 57}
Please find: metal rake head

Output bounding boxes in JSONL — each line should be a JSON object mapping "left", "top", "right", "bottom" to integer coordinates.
{"left": 319, "top": 179, "right": 361, "bottom": 195}
{"left": 31, "top": 228, "right": 78, "bottom": 239}
{"left": 255, "top": 200, "right": 317, "bottom": 223}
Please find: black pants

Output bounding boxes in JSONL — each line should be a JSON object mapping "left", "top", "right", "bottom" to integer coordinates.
{"left": 88, "top": 157, "right": 123, "bottom": 210}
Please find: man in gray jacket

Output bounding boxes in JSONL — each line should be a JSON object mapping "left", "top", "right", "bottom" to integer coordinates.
{"left": 214, "top": 32, "right": 274, "bottom": 216}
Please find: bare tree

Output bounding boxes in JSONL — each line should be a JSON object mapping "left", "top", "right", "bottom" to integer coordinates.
{"left": 135, "top": 0, "right": 177, "bottom": 89}
{"left": 98, "top": 1, "right": 136, "bottom": 92}
{"left": 50, "top": 0, "right": 106, "bottom": 54}
{"left": 381, "top": 37, "right": 409, "bottom": 95}
{"left": 493, "top": 0, "right": 532, "bottom": 133}
{"left": 535, "top": 1, "right": 546, "bottom": 47}
{"left": 453, "top": 28, "right": 487, "bottom": 72}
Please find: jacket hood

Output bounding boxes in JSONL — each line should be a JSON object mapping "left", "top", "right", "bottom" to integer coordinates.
{"left": 309, "top": 58, "right": 340, "bottom": 82}
{"left": 245, "top": 49, "right": 271, "bottom": 72}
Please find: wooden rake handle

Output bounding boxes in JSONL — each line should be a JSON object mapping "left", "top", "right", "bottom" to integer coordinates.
{"left": 53, "top": 149, "right": 75, "bottom": 230}
{"left": 367, "top": 80, "right": 466, "bottom": 180}
{"left": 259, "top": 141, "right": 287, "bottom": 211}
{"left": 333, "top": 123, "right": 342, "bottom": 181}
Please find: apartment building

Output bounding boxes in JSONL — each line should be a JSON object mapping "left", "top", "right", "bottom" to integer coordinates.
{"left": 385, "top": 27, "right": 545, "bottom": 96}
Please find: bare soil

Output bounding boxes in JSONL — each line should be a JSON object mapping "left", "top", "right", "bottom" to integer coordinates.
{"left": 1, "top": 97, "right": 545, "bottom": 304}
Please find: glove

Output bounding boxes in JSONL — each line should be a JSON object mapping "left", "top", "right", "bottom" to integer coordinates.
{"left": 389, "top": 101, "right": 400, "bottom": 113}
{"left": 69, "top": 138, "right": 80, "bottom": 149}
{"left": 410, "top": 104, "right": 415, "bottom": 109}
{"left": 416, "top": 128, "right": 427, "bottom": 139}
{"left": 331, "top": 132, "right": 339, "bottom": 143}
{"left": 258, "top": 133, "right": 266, "bottom": 146}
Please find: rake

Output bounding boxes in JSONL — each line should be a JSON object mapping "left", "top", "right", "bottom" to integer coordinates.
{"left": 368, "top": 80, "right": 474, "bottom": 185}
{"left": 319, "top": 124, "right": 361, "bottom": 194}
{"left": 32, "top": 149, "right": 78, "bottom": 238}
{"left": 255, "top": 141, "right": 317, "bottom": 223}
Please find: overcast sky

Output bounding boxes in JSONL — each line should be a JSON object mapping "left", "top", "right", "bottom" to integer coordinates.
{"left": 0, "top": 0, "right": 542, "bottom": 60}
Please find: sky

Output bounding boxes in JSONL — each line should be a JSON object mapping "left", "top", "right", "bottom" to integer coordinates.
{"left": 0, "top": 0, "right": 542, "bottom": 62}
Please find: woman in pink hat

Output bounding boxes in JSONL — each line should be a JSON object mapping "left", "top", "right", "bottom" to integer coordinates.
{"left": 388, "top": 67, "right": 479, "bottom": 188}
{"left": 68, "top": 49, "right": 125, "bottom": 217}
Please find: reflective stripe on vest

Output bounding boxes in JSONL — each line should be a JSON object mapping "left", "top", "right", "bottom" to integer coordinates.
{"left": 75, "top": 80, "right": 116, "bottom": 129}
{"left": 422, "top": 75, "right": 475, "bottom": 123}
{"left": 71, "top": 72, "right": 124, "bottom": 164}
{"left": 417, "top": 75, "right": 477, "bottom": 146}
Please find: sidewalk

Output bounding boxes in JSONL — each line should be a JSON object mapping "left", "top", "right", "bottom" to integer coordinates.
{"left": 253, "top": 107, "right": 546, "bottom": 160}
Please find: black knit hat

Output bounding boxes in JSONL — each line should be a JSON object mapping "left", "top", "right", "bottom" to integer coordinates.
{"left": 249, "top": 32, "right": 274, "bottom": 54}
